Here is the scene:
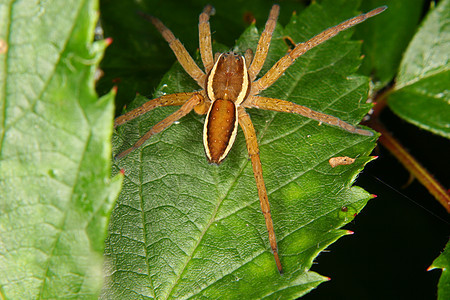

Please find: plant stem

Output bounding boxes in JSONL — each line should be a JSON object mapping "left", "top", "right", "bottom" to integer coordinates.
{"left": 365, "top": 89, "right": 450, "bottom": 213}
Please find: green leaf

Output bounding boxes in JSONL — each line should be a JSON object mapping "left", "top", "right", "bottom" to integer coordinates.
{"left": 388, "top": 0, "right": 450, "bottom": 138}
{"left": 354, "top": 0, "right": 426, "bottom": 87}
{"left": 107, "top": 0, "right": 377, "bottom": 298}
{"left": 429, "top": 240, "right": 450, "bottom": 300}
{"left": 0, "top": 0, "right": 121, "bottom": 299}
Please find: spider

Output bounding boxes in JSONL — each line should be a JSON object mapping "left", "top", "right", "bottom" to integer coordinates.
{"left": 114, "top": 4, "right": 386, "bottom": 274}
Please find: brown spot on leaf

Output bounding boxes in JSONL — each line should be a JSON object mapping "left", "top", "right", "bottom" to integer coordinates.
{"left": 329, "top": 156, "right": 355, "bottom": 168}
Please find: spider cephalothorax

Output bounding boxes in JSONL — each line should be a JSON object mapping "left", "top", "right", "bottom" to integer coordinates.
{"left": 115, "top": 4, "right": 386, "bottom": 273}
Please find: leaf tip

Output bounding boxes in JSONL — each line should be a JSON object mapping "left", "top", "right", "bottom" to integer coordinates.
{"left": 105, "top": 37, "right": 113, "bottom": 46}
{"left": 426, "top": 263, "right": 443, "bottom": 272}
{"left": 371, "top": 194, "right": 378, "bottom": 199}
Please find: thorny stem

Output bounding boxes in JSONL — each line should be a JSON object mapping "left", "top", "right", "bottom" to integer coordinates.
{"left": 364, "top": 88, "right": 450, "bottom": 213}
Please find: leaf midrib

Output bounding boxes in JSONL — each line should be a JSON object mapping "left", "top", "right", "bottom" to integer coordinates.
{"left": 139, "top": 143, "right": 156, "bottom": 298}
{"left": 163, "top": 165, "right": 230, "bottom": 299}
{"left": 0, "top": 0, "right": 15, "bottom": 159}
{"left": 395, "top": 66, "right": 449, "bottom": 91}
{"left": 17, "top": 0, "right": 92, "bottom": 297}
{"left": 1, "top": 0, "right": 86, "bottom": 153}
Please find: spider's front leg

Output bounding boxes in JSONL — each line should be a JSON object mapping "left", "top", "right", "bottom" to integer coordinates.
{"left": 237, "top": 106, "right": 283, "bottom": 274}
{"left": 248, "top": 4, "right": 280, "bottom": 81}
{"left": 251, "top": 6, "right": 387, "bottom": 95}
{"left": 141, "top": 12, "right": 206, "bottom": 87}
{"left": 198, "top": 5, "right": 215, "bottom": 73}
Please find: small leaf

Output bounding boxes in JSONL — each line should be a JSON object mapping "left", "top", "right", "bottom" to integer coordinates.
{"left": 388, "top": 0, "right": 450, "bottom": 138}
{"left": 0, "top": 0, "right": 121, "bottom": 298}
{"left": 429, "top": 240, "right": 450, "bottom": 300}
{"left": 107, "top": 0, "right": 377, "bottom": 298}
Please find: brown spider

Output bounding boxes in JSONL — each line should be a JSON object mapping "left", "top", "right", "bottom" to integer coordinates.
{"left": 114, "top": 4, "right": 386, "bottom": 274}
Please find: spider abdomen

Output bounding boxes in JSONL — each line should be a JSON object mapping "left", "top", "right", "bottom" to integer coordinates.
{"left": 203, "top": 99, "right": 238, "bottom": 164}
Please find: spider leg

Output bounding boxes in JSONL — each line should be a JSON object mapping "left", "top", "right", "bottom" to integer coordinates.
{"left": 115, "top": 93, "right": 204, "bottom": 160}
{"left": 248, "top": 4, "right": 280, "bottom": 81}
{"left": 199, "top": 5, "right": 215, "bottom": 73}
{"left": 252, "top": 6, "right": 387, "bottom": 94}
{"left": 143, "top": 13, "right": 206, "bottom": 87}
{"left": 246, "top": 95, "right": 373, "bottom": 136}
{"left": 114, "top": 92, "right": 197, "bottom": 128}
{"left": 237, "top": 106, "right": 283, "bottom": 274}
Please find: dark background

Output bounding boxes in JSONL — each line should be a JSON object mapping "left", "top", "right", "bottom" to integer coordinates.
{"left": 304, "top": 108, "right": 449, "bottom": 299}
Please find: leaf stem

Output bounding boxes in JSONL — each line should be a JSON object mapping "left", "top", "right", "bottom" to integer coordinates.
{"left": 365, "top": 90, "right": 450, "bottom": 213}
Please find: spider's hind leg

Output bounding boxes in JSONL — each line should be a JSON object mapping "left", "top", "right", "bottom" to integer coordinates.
{"left": 237, "top": 106, "right": 283, "bottom": 274}
{"left": 115, "top": 92, "right": 198, "bottom": 128}
{"left": 246, "top": 95, "right": 373, "bottom": 136}
{"left": 115, "top": 93, "right": 205, "bottom": 160}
